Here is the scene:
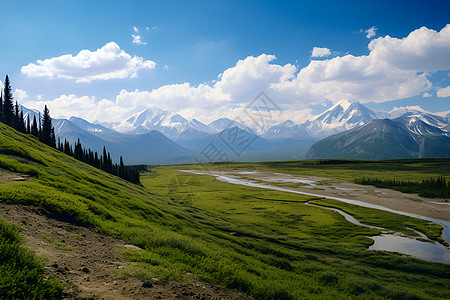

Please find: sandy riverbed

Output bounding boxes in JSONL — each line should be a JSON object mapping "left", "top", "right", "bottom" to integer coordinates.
{"left": 190, "top": 170, "right": 450, "bottom": 222}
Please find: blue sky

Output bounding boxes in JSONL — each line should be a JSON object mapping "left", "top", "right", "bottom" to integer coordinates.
{"left": 1, "top": 0, "right": 449, "bottom": 123}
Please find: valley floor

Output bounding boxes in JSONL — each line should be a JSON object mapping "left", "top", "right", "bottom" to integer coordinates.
{"left": 192, "top": 170, "right": 450, "bottom": 221}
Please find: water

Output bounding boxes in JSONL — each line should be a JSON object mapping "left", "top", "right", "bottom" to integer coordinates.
{"left": 214, "top": 175, "right": 450, "bottom": 245}
{"left": 369, "top": 234, "right": 450, "bottom": 263}
{"left": 182, "top": 171, "right": 450, "bottom": 264}
{"left": 306, "top": 202, "right": 450, "bottom": 264}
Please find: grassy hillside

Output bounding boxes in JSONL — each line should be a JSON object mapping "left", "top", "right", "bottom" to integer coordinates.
{"left": 0, "top": 123, "right": 449, "bottom": 299}
{"left": 0, "top": 218, "right": 63, "bottom": 299}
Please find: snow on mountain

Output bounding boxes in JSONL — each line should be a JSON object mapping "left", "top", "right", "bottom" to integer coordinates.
{"left": 208, "top": 118, "right": 251, "bottom": 133}
{"left": 387, "top": 106, "right": 429, "bottom": 119}
{"left": 112, "top": 107, "right": 213, "bottom": 140}
{"left": 303, "top": 99, "right": 378, "bottom": 138}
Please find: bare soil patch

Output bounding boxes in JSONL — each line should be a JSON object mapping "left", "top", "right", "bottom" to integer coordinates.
{"left": 0, "top": 202, "right": 248, "bottom": 300}
{"left": 0, "top": 168, "right": 29, "bottom": 182}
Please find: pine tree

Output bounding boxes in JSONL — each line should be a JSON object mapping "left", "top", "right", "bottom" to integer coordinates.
{"left": 31, "top": 115, "right": 38, "bottom": 137}
{"left": 19, "top": 110, "right": 25, "bottom": 133}
{"left": 13, "top": 101, "right": 20, "bottom": 130}
{"left": 102, "top": 147, "right": 107, "bottom": 171}
{"left": 26, "top": 114, "right": 31, "bottom": 134}
{"left": 2, "top": 75, "right": 14, "bottom": 126}
{"left": 40, "top": 105, "right": 53, "bottom": 146}
{"left": 119, "top": 156, "right": 125, "bottom": 178}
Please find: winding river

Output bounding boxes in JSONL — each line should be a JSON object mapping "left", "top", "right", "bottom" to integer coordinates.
{"left": 182, "top": 170, "right": 450, "bottom": 264}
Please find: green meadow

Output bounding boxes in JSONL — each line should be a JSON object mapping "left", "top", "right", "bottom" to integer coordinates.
{"left": 0, "top": 123, "right": 449, "bottom": 299}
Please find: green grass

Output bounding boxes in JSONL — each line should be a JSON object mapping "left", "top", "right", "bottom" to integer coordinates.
{"left": 176, "top": 159, "right": 450, "bottom": 185}
{"left": 0, "top": 123, "right": 449, "bottom": 299}
{"left": 0, "top": 218, "right": 64, "bottom": 299}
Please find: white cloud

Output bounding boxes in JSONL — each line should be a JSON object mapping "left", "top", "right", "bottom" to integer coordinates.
{"left": 132, "top": 34, "right": 147, "bottom": 46}
{"left": 23, "top": 94, "right": 128, "bottom": 121}
{"left": 364, "top": 26, "right": 377, "bottom": 39}
{"left": 311, "top": 47, "right": 331, "bottom": 58}
{"left": 437, "top": 86, "right": 450, "bottom": 97}
{"left": 152, "top": 26, "right": 159, "bottom": 30}
{"left": 21, "top": 42, "right": 155, "bottom": 82}
{"left": 163, "top": 65, "right": 169, "bottom": 70}
{"left": 22, "top": 25, "right": 450, "bottom": 123}
{"left": 133, "top": 26, "right": 139, "bottom": 33}
{"left": 273, "top": 25, "right": 450, "bottom": 103}
{"left": 423, "top": 92, "right": 432, "bottom": 97}
{"left": 13, "top": 89, "right": 29, "bottom": 103}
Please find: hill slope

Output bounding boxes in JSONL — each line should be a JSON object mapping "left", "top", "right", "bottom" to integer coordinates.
{"left": 0, "top": 123, "right": 449, "bottom": 299}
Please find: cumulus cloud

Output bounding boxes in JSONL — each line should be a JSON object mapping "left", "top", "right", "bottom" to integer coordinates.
{"left": 23, "top": 94, "right": 128, "bottom": 121}
{"left": 21, "top": 42, "right": 155, "bottom": 82}
{"left": 364, "top": 26, "right": 377, "bottom": 38}
{"left": 22, "top": 25, "right": 450, "bottom": 123}
{"left": 423, "top": 92, "right": 432, "bottom": 97}
{"left": 132, "top": 34, "right": 147, "bottom": 45}
{"left": 437, "top": 86, "right": 450, "bottom": 97}
{"left": 272, "top": 25, "right": 450, "bottom": 103}
{"left": 311, "top": 47, "right": 331, "bottom": 57}
{"left": 13, "top": 89, "right": 29, "bottom": 102}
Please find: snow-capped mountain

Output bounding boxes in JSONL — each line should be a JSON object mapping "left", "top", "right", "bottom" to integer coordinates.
{"left": 304, "top": 99, "right": 379, "bottom": 138}
{"left": 112, "top": 107, "right": 214, "bottom": 140}
{"left": 387, "top": 106, "right": 429, "bottom": 119}
{"left": 264, "top": 99, "right": 379, "bottom": 139}
{"left": 306, "top": 114, "right": 450, "bottom": 159}
{"left": 31, "top": 99, "right": 449, "bottom": 163}
{"left": 208, "top": 118, "right": 252, "bottom": 133}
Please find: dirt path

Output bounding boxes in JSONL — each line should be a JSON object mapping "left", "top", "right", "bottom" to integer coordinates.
{"left": 0, "top": 202, "right": 248, "bottom": 300}
{"left": 0, "top": 168, "right": 29, "bottom": 182}
{"left": 191, "top": 170, "right": 450, "bottom": 222}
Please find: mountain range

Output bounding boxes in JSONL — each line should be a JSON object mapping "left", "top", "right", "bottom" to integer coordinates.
{"left": 22, "top": 100, "right": 450, "bottom": 164}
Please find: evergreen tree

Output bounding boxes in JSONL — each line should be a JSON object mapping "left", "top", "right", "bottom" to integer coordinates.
{"left": 102, "top": 147, "right": 108, "bottom": 171}
{"left": 119, "top": 156, "right": 125, "bottom": 178}
{"left": 2, "top": 75, "right": 14, "bottom": 126}
{"left": 31, "top": 115, "right": 39, "bottom": 137}
{"left": 40, "top": 105, "right": 53, "bottom": 146}
{"left": 13, "top": 101, "right": 20, "bottom": 130}
{"left": 26, "top": 114, "right": 31, "bottom": 134}
{"left": 19, "top": 110, "right": 25, "bottom": 133}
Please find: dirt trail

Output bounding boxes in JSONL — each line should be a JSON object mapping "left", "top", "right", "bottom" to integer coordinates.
{"left": 0, "top": 168, "right": 29, "bottom": 182}
{"left": 0, "top": 202, "right": 247, "bottom": 299}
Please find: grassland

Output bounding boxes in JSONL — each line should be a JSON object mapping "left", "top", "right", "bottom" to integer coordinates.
{"left": 0, "top": 123, "right": 449, "bottom": 299}
{"left": 175, "top": 159, "right": 450, "bottom": 183}
{"left": 0, "top": 218, "right": 64, "bottom": 299}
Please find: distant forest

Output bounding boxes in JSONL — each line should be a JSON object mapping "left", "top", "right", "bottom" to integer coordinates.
{"left": 0, "top": 75, "right": 141, "bottom": 184}
{"left": 355, "top": 176, "right": 450, "bottom": 198}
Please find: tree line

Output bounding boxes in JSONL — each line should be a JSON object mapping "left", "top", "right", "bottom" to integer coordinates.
{"left": 355, "top": 176, "right": 450, "bottom": 198}
{"left": 0, "top": 75, "right": 141, "bottom": 184}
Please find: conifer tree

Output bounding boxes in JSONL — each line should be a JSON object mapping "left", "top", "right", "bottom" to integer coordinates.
{"left": 13, "top": 101, "right": 20, "bottom": 130}
{"left": 2, "top": 75, "right": 14, "bottom": 126}
{"left": 40, "top": 105, "right": 53, "bottom": 146}
{"left": 26, "top": 114, "right": 31, "bottom": 134}
{"left": 31, "top": 115, "right": 39, "bottom": 137}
